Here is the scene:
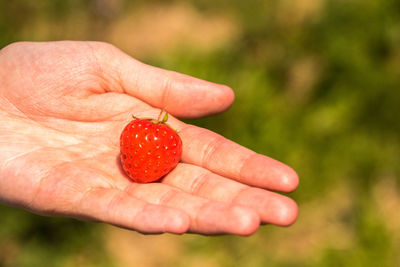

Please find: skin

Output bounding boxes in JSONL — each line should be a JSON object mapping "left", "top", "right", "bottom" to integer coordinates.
{"left": 0, "top": 41, "right": 299, "bottom": 235}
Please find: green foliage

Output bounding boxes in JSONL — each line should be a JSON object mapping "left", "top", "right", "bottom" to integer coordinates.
{"left": 1, "top": 0, "right": 399, "bottom": 266}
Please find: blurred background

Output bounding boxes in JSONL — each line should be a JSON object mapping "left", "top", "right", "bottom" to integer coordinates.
{"left": 1, "top": 0, "right": 400, "bottom": 266}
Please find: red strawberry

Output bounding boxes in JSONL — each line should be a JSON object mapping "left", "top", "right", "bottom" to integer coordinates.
{"left": 120, "top": 112, "right": 182, "bottom": 183}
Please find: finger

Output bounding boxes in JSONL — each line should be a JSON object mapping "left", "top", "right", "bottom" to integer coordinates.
{"left": 75, "top": 187, "right": 190, "bottom": 234}
{"left": 28, "top": 157, "right": 189, "bottom": 234}
{"left": 101, "top": 44, "right": 235, "bottom": 118}
{"left": 162, "top": 164, "right": 298, "bottom": 226}
{"left": 176, "top": 124, "right": 299, "bottom": 192}
{"left": 124, "top": 183, "right": 260, "bottom": 236}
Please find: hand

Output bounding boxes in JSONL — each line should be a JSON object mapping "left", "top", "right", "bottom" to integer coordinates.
{"left": 0, "top": 41, "right": 298, "bottom": 235}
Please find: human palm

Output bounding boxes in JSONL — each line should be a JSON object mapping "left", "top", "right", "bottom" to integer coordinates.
{"left": 0, "top": 41, "right": 298, "bottom": 235}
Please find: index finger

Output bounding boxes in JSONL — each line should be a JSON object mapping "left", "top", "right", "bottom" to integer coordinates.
{"left": 178, "top": 124, "right": 299, "bottom": 192}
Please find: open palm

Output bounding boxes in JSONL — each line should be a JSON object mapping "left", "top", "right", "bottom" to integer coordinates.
{"left": 0, "top": 41, "right": 298, "bottom": 235}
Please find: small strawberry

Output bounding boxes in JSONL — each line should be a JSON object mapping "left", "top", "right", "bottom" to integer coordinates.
{"left": 120, "top": 111, "right": 182, "bottom": 183}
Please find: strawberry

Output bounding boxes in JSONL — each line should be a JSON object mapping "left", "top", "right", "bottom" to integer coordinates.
{"left": 120, "top": 112, "right": 182, "bottom": 183}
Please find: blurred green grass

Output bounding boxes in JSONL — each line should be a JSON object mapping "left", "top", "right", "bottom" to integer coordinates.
{"left": 1, "top": 0, "right": 400, "bottom": 266}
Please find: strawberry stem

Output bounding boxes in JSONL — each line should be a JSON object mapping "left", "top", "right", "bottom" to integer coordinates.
{"left": 157, "top": 109, "right": 169, "bottom": 124}
{"left": 161, "top": 112, "right": 169, "bottom": 123}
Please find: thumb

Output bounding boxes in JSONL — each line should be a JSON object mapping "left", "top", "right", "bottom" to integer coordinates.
{"left": 101, "top": 44, "right": 235, "bottom": 118}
